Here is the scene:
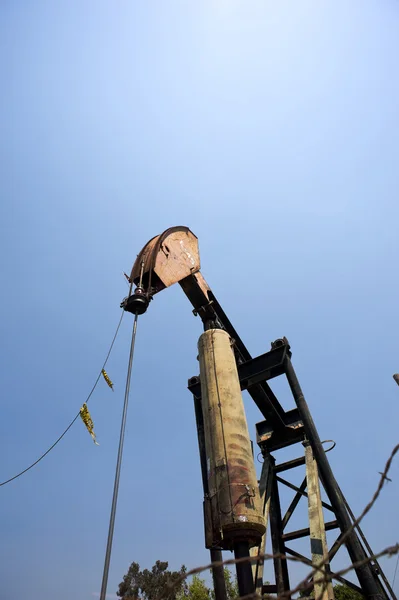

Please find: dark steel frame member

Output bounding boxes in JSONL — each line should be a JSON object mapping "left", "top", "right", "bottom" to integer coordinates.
{"left": 233, "top": 542, "right": 255, "bottom": 598}
{"left": 189, "top": 337, "right": 393, "bottom": 600}
{"left": 268, "top": 454, "right": 291, "bottom": 597}
{"left": 284, "top": 355, "right": 386, "bottom": 600}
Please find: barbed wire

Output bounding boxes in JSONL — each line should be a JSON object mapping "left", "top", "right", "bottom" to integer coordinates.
{"left": 149, "top": 442, "right": 398, "bottom": 600}
{"left": 152, "top": 542, "right": 398, "bottom": 600}
{"left": 285, "top": 441, "right": 399, "bottom": 600}
{"left": 330, "top": 442, "right": 399, "bottom": 552}
{"left": 235, "top": 540, "right": 399, "bottom": 600}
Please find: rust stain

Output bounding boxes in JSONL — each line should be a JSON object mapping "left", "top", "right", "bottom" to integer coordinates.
{"left": 129, "top": 226, "right": 200, "bottom": 293}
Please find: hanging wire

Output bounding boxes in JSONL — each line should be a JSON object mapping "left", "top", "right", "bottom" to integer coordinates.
{"left": 0, "top": 310, "right": 124, "bottom": 487}
{"left": 99, "top": 312, "right": 139, "bottom": 600}
{"left": 100, "top": 261, "right": 145, "bottom": 600}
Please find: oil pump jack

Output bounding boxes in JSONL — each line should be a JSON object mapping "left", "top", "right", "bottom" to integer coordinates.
{"left": 121, "top": 226, "right": 395, "bottom": 600}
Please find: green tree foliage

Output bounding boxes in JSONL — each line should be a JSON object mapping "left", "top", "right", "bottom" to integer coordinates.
{"left": 222, "top": 568, "right": 239, "bottom": 600}
{"left": 299, "top": 583, "right": 364, "bottom": 600}
{"left": 118, "top": 562, "right": 241, "bottom": 600}
{"left": 117, "top": 560, "right": 187, "bottom": 600}
{"left": 178, "top": 574, "right": 211, "bottom": 600}
{"left": 333, "top": 584, "right": 363, "bottom": 600}
{"left": 120, "top": 560, "right": 369, "bottom": 600}
{"left": 182, "top": 568, "right": 239, "bottom": 600}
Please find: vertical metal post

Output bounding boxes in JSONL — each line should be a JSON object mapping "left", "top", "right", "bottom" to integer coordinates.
{"left": 234, "top": 541, "right": 255, "bottom": 598}
{"left": 285, "top": 356, "right": 385, "bottom": 600}
{"left": 193, "top": 394, "right": 227, "bottom": 600}
{"left": 100, "top": 315, "right": 139, "bottom": 600}
{"left": 251, "top": 454, "right": 273, "bottom": 595}
{"left": 269, "top": 455, "right": 291, "bottom": 597}
{"left": 210, "top": 549, "right": 226, "bottom": 600}
{"left": 304, "top": 441, "right": 334, "bottom": 600}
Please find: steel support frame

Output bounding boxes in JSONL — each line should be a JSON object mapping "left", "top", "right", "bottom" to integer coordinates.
{"left": 189, "top": 336, "right": 393, "bottom": 600}
{"left": 269, "top": 454, "right": 291, "bottom": 597}
{"left": 284, "top": 546, "right": 364, "bottom": 595}
{"left": 262, "top": 444, "right": 390, "bottom": 600}
{"left": 284, "top": 355, "right": 387, "bottom": 600}
{"left": 270, "top": 451, "right": 395, "bottom": 600}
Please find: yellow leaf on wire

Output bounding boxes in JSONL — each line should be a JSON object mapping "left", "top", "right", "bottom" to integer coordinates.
{"left": 101, "top": 368, "right": 114, "bottom": 391}
{"left": 80, "top": 403, "right": 99, "bottom": 445}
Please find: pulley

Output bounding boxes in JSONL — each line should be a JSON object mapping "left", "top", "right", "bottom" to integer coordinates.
{"left": 121, "top": 286, "right": 150, "bottom": 316}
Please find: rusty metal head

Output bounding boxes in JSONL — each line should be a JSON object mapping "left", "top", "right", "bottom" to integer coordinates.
{"left": 129, "top": 226, "right": 200, "bottom": 295}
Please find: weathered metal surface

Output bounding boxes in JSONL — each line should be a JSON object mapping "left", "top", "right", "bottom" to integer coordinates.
{"left": 188, "top": 344, "right": 287, "bottom": 398}
{"left": 269, "top": 458, "right": 291, "bottom": 597}
{"left": 304, "top": 441, "right": 334, "bottom": 600}
{"left": 282, "top": 520, "right": 338, "bottom": 542}
{"left": 276, "top": 476, "right": 334, "bottom": 512}
{"left": 250, "top": 455, "right": 273, "bottom": 595}
{"left": 210, "top": 549, "right": 227, "bottom": 600}
{"left": 189, "top": 338, "right": 295, "bottom": 434}
{"left": 274, "top": 456, "right": 306, "bottom": 473}
{"left": 263, "top": 584, "right": 278, "bottom": 594}
{"left": 256, "top": 408, "right": 305, "bottom": 451}
{"left": 237, "top": 344, "right": 287, "bottom": 388}
{"left": 234, "top": 541, "right": 255, "bottom": 597}
{"left": 186, "top": 311, "right": 287, "bottom": 429}
{"left": 198, "top": 329, "right": 265, "bottom": 549}
{"left": 130, "top": 226, "right": 200, "bottom": 293}
{"left": 284, "top": 548, "right": 362, "bottom": 597}
{"left": 281, "top": 477, "right": 308, "bottom": 530}
{"left": 328, "top": 533, "right": 345, "bottom": 562}
{"left": 130, "top": 233, "right": 158, "bottom": 284}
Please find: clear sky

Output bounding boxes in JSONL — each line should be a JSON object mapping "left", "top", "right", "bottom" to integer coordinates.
{"left": 1, "top": 2, "right": 398, "bottom": 599}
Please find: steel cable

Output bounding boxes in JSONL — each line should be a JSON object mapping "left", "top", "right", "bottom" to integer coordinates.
{"left": 99, "top": 312, "right": 139, "bottom": 600}
{"left": 0, "top": 310, "right": 124, "bottom": 487}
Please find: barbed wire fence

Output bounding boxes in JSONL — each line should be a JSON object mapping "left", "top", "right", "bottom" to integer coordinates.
{"left": 153, "top": 443, "right": 398, "bottom": 600}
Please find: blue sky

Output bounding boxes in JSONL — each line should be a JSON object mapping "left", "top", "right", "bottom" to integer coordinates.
{"left": 1, "top": 1, "right": 399, "bottom": 599}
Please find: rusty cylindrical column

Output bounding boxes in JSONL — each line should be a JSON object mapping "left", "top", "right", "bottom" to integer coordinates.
{"left": 198, "top": 329, "right": 265, "bottom": 595}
